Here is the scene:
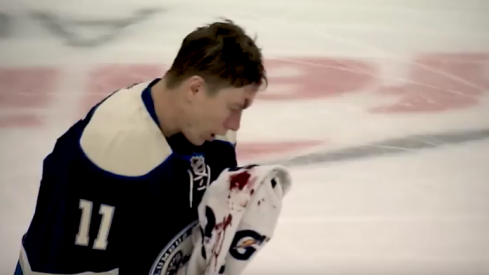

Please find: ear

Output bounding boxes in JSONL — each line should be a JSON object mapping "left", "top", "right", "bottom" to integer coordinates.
{"left": 187, "top": 76, "right": 205, "bottom": 96}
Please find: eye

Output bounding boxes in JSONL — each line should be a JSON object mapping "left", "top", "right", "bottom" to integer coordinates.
{"left": 229, "top": 106, "right": 241, "bottom": 112}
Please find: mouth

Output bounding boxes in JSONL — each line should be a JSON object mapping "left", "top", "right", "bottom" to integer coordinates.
{"left": 207, "top": 134, "right": 215, "bottom": 141}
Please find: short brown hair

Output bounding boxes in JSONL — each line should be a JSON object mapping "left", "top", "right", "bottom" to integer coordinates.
{"left": 165, "top": 19, "right": 267, "bottom": 92}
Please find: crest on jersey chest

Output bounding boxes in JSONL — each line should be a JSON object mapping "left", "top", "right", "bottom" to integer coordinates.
{"left": 149, "top": 221, "right": 198, "bottom": 275}
{"left": 187, "top": 155, "right": 211, "bottom": 207}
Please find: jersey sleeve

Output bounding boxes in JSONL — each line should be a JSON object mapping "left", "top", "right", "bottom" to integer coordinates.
{"left": 16, "top": 119, "right": 121, "bottom": 275}
{"left": 16, "top": 84, "right": 171, "bottom": 275}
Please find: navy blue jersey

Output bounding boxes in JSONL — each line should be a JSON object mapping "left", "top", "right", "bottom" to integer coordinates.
{"left": 15, "top": 79, "right": 238, "bottom": 275}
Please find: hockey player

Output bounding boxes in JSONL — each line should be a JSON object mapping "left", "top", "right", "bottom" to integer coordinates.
{"left": 15, "top": 19, "right": 267, "bottom": 275}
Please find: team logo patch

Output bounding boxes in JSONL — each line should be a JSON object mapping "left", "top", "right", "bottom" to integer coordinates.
{"left": 229, "top": 230, "right": 269, "bottom": 261}
{"left": 149, "top": 221, "right": 198, "bottom": 275}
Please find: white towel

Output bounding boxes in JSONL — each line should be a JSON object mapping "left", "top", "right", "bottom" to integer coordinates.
{"left": 184, "top": 164, "right": 292, "bottom": 275}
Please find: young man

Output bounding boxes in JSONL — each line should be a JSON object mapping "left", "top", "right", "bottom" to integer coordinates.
{"left": 15, "top": 19, "right": 267, "bottom": 275}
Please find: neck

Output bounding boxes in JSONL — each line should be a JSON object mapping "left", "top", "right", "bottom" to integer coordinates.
{"left": 151, "top": 78, "right": 181, "bottom": 137}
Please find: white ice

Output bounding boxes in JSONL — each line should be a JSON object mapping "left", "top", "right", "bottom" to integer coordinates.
{"left": 1, "top": 0, "right": 489, "bottom": 274}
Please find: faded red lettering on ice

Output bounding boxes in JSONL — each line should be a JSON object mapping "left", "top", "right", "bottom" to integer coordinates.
{"left": 371, "top": 52, "right": 489, "bottom": 113}
{"left": 0, "top": 67, "right": 59, "bottom": 128}
{"left": 0, "top": 115, "right": 43, "bottom": 128}
{"left": 236, "top": 140, "right": 326, "bottom": 161}
{"left": 259, "top": 58, "right": 377, "bottom": 100}
{"left": 83, "top": 64, "right": 165, "bottom": 113}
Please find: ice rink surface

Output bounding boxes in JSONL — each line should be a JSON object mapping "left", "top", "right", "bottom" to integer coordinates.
{"left": 1, "top": 0, "right": 489, "bottom": 274}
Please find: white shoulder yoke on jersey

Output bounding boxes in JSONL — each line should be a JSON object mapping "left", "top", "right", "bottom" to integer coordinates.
{"left": 80, "top": 81, "right": 170, "bottom": 177}
{"left": 80, "top": 80, "right": 237, "bottom": 178}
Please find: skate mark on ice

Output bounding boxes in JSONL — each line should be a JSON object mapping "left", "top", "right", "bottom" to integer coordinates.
{"left": 275, "top": 128, "right": 489, "bottom": 167}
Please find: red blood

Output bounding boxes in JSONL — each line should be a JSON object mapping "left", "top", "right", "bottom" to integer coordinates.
{"left": 229, "top": 171, "right": 251, "bottom": 191}
{"left": 212, "top": 214, "right": 233, "bottom": 269}
{"left": 214, "top": 214, "right": 233, "bottom": 231}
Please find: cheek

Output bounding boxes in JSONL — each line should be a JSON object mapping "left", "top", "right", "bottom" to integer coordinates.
{"left": 197, "top": 103, "right": 225, "bottom": 127}
{"left": 224, "top": 111, "right": 241, "bottom": 129}
{"left": 189, "top": 105, "right": 209, "bottom": 129}
{"left": 211, "top": 102, "right": 230, "bottom": 120}
{"left": 215, "top": 110, "right": 230, "bottom": 126}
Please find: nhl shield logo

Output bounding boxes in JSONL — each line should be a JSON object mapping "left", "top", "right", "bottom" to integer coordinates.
{"left": 188, "top": 155, "right": 211, "bottom": 191}
{"left": 187, "top": 155, "right": 211, "bottom": 208}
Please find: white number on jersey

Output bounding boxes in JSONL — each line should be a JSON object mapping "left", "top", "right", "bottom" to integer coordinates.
{"left": 75, "top": 199, "right": 115, "bottom": 250}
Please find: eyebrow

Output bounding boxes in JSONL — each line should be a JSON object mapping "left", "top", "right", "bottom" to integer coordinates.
{"left": 232, "top": 99, "right": 251, "bottom": 110}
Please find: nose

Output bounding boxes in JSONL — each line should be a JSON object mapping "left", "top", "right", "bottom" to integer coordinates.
{"left": 224, "top": 111, "right": 242, "bottom": 131}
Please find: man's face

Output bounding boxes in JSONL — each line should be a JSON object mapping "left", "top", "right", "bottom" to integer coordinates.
{"left": 182, "top": 77, "right": 258, "bottom": 146}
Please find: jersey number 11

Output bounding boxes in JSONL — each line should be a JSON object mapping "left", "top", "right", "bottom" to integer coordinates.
{"left": 75, "top": 199, "right": 115, "bottom": 250}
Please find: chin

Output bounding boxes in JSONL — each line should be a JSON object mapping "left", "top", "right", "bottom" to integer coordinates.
{"left": 194, "top": 141, "right": 206, "bottom": 146}
{"left": 189, "top": 137, "right": 206, "bottom": 146}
